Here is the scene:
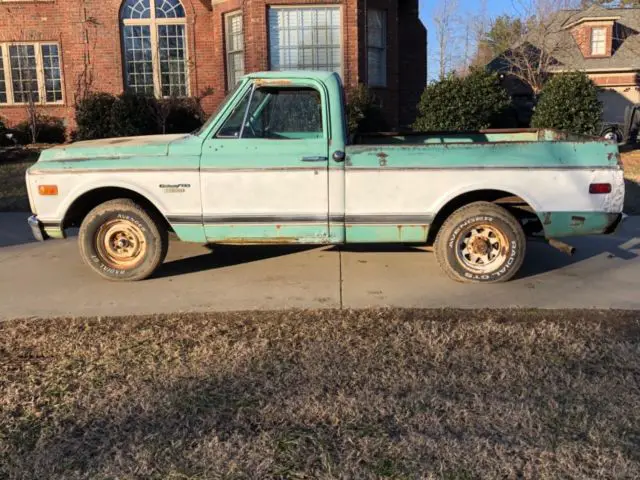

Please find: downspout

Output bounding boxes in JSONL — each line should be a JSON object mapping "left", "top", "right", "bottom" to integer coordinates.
{"left": 363, "top": 0, "right": 367, "bottom": 86}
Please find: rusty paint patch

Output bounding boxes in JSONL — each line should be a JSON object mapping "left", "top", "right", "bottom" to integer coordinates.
{"left": 570, "top": 216, "right": 586, "bottom": 227}
{"left": 254, "top": 79, "right": 292, "bottom": 86}
{"left": 217, "top": 237, "right": 300, "bottom": 245}
{"left": 609, "top": 152, "right": 623, "bottom": 167}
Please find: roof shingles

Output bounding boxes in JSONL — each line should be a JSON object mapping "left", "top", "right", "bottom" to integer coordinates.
{"left": 496, "top": 7, "right": 640, "bottom": 72}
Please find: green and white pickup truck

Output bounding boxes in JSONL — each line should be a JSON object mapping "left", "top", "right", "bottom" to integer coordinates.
{"left": 26, "top": 71, "right": 625, "bottom": 283}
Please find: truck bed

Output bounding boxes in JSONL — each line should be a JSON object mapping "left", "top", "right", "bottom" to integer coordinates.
{"left": 347, "top": 128, "right": 619, "bottom": 170}
{"left": 353, "top": 128, "right": 597, "bottom": 145}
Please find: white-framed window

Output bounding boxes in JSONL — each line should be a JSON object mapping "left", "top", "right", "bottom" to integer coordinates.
{"left": 367, "top": 9, "right": 387, "bottom": 87}
{"left": 225, "top": 11, "right": 244, "bottom": 91}
{"left": 120, "top": 0, "right": 188, "bottom": 97}
{"left": 591, "top": 27, "right": 606, "bottom": 56}
{"left": 268, "top": 6, "right": 342, "bottom": 75}
{"left": 0, "top": 42, "right": 63, "bottom": 105}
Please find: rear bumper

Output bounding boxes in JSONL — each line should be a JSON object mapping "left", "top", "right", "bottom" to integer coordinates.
{"left": 540, "top": 212, "right": 625, "bottom": 238}
{"left": 28, "top": 215, "right": 49, "bottom": 242}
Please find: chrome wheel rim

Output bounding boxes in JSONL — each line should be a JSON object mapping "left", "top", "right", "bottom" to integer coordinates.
{"left": 456, "top": 224, "right": 508, "bottom": 273}
{"left": 604, "top": 132, "right": 619, "bottom": 143}
{"left": 95, "top": 219, "right": 146, "bottom": 270}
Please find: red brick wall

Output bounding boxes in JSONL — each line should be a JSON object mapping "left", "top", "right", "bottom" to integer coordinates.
{"left": 0, "top": 0, "right": 215, "bottom": 130}
{"left": 0, "top": 0, "right": 426, "bottom": 133}
{"left": 589, "top": 73, "right": 639, "bottom": 87}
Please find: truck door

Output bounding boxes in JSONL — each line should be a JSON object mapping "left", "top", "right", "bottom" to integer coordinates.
{"left": 200, "top": 80, "right": 331, "bottom": 243}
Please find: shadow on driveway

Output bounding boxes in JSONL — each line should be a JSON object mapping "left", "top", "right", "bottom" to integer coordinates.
{"left": 154, "top": 217, "right": 639, "bottom": 281}
{"left": 0, "top": 212, "right": 33, "bottom": 248}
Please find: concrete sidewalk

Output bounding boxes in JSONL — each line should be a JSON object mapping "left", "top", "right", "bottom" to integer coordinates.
{"left": 0, "top": 213, "right": 638, "bottom": 319}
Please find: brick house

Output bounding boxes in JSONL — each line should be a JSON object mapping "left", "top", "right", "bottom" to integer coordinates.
{"left": 489, "top": 5, "right": 640, "bottom": 128}
{"left": 0, "top": 0, "right": 426, "bottom": 133}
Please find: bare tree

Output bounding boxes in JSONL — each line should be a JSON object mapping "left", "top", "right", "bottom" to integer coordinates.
{"left": 432, "top": 0, "right": 460, "bottom": 79}
{"left": 493, "top": 0, "right": 583, "bottom": 94}
{"left": 17, "top": 48, "right": 41, "bottom": 144}
{"left": 74, "top": 14, "right": 100, "bottom": 105}
{"left": 454, "top": 0, "right": 491, "bottom": 75}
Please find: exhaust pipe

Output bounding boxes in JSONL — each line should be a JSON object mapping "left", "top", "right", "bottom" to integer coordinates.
{"left": 547, "top": 238, "right": 576, "bottom": 256}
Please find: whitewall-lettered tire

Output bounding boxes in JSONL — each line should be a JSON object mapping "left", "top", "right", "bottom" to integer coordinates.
{"left": 434, "top": 201, "right": 526, "bottom": 284}
{"left": 78, "top": 199, "right": 168, "bottom": 281}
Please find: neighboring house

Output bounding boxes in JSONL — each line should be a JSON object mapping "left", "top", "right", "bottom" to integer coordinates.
{"left": 0, "top": 0, "right": 426, "bottom": 131}
{"left": 489, "top": 5, "right": 640, "bottom": 127}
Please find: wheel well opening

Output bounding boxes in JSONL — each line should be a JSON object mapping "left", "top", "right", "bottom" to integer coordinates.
{"left": 63, "top": 187, "right": 172, "bottom": 232}
{"left": 426, "top": 189, "right": 540, "bottom": 245}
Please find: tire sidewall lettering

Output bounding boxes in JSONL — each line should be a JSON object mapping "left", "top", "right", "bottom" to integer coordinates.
{"left": 447, "top": 217, "right": 520, "bottom": 282}
{"left": 84, "top": 209, "right": 155, "bottom": 280}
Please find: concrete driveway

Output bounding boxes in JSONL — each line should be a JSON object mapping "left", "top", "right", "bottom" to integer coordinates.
{"left": 1, "top": 212, "right": 639, "bottom": 319}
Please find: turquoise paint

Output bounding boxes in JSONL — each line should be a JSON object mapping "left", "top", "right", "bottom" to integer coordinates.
{"left": 31, "top": 155, "right": 201, "bottom": 172}
{"left": 201, "top": 223, "right": 429, "bottom": 244}
{"left": 203, "top": 224, "right": 330, "bottom": 243}
{"left": 202, "top": 138, "right": 328, "bottom": 169}
{"left": 356, "top": 132, "right": 540, "bottom": 144}
{"left": 538, "top": 212, "right": 620, "bottom": 238}
{"left": 346, "top": 225, "right": 429, "bottom": 243}
{"left": 346, "top": 140, "right": 619, "bottom": 170}
{"left": 172, "top": 224, "right": 207, "bottom": 243}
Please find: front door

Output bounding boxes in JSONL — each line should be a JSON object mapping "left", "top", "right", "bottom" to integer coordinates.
{"left": 200, "top": 80, "right": 331, "bottom": 243}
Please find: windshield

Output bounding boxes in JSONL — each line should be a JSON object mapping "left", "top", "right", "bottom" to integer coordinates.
{"left": 193, "top": 81, "right": 245, "bottom": 136}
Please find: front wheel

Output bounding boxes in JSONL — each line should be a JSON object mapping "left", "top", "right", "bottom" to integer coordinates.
{"left": 78, "top": 199, "right": 168, "bottom": 281}
{"left": 434, "top": 201, "right": 526, "bottom": 284}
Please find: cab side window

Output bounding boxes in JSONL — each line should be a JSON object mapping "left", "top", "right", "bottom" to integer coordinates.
{"left": 216, "top": 85, "right": 323, "bottom": 139}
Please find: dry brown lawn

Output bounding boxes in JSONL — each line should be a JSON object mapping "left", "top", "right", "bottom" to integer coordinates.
{"left": 1, "top": 309, "right": 639, "bottom": 479}
{"left": 621, "top": 149, "right": 640, "bottom": 214}
{"left": 0, "top": 147, "right": 42, "bottom": 212}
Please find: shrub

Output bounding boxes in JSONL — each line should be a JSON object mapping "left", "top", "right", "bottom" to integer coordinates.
{"left": 0, "top": 116, "right": 12, "bottom": 147}
{"left": 15, "top": 115, "right": 66, "bottom": 144}
{"left": 413, "top": 69, "right": 511, "bottom": 131}
{"left": 109, "top": 93, "right": 157, "bottom": 138}
{"left": 153, "top": 97, "right": 205, "bottom": 134}
{"left": 531, "top": 72, "right": 603, "bottom": 135}
{"left": 75, "top": 93, "right": 118, "bottom": 140}
{"left": 75, "top": 92, "right": 207, "bottom": 140}
{"left": 346, "top": 84, "right": 389, "bottom": 135}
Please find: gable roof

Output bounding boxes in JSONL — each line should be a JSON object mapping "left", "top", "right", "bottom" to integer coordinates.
{"left": 562, "top": 4, "right": 622, "bottom": 28}
{"left": 490, "top": 7, "right": 640, "bottom": 73}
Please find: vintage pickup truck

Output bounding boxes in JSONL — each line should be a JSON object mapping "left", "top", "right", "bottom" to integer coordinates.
{"left": 26, "top": 71, "right": 625, "bottom": 283}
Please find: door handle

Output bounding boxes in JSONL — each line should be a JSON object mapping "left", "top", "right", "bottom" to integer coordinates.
{"left": 301, "top": 156, "right": 328, "bottom": 162}
{"left": 332, "top": 151, "right": 345, "bottom": 163}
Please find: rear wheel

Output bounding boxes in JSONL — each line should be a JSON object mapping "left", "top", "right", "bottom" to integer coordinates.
{"left": 434, "top": 201, "right": 526, "bottom": 283}
{"left": 78, "top": 199, "right": 168, "bottom": 281}
{"left": 602, "top": 126, "right": 623, "bottom": 144}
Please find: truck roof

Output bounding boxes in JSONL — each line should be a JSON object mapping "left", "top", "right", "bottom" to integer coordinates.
{"left": 243, "top": 70, "right": 339, "bottom": 82}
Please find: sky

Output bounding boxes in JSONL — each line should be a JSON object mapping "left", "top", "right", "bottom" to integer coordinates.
{"left": 419, "top": 0, "right": 521, "bottom": 80}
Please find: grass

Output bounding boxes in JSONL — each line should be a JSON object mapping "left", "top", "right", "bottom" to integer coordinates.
{"left": 1, "top": 309, "right": 639, "bottom": 479}
{"left": 0, "top": 147, "right": 41, "bottom": 212}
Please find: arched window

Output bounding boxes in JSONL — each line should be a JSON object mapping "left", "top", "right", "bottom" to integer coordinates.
{"left": 120, "top": 0, "right": 188, "bottom": 97}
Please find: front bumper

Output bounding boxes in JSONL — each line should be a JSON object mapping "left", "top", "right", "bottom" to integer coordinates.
{"left": 28, "top": 215, "right": 49, "bottom": 242}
